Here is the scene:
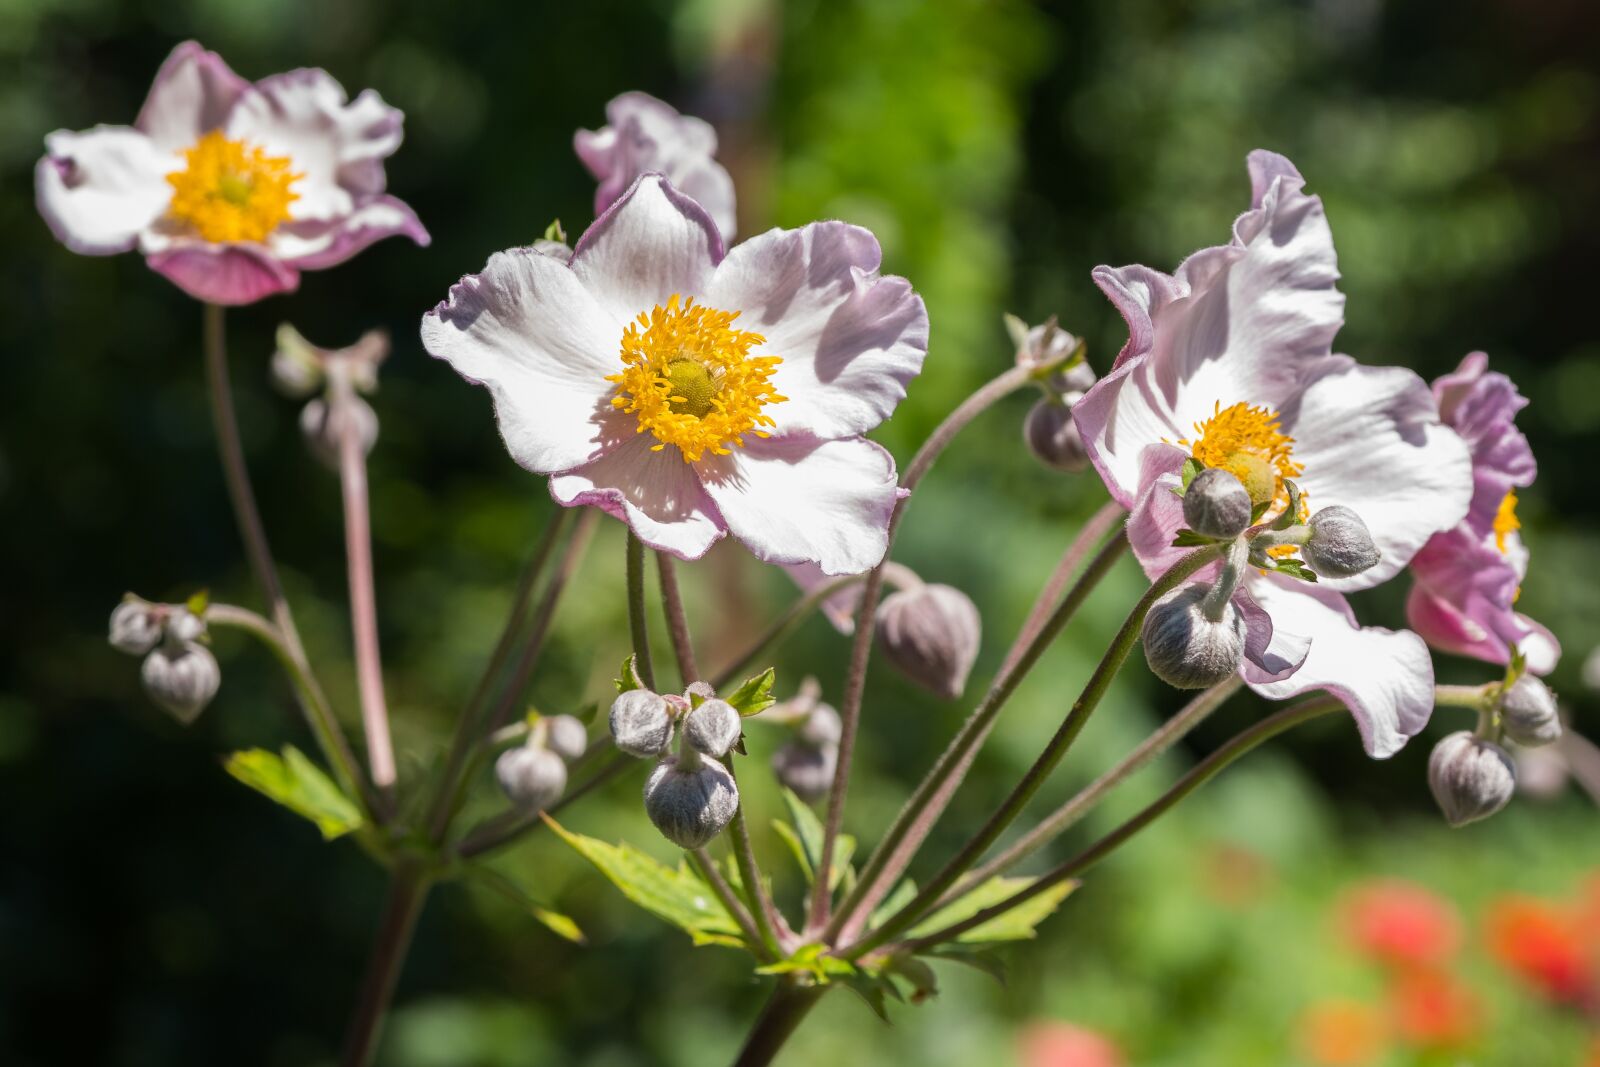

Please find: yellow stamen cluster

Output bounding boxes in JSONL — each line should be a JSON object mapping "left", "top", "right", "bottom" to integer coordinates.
{"left": 607, "top": 295, "right": 786, "bottom": 462}
{"left": 167, "top": 131, "right": 300, "bottom": 243}
{"left": 1180, "top": 400, "right": 1304, "bottom": 514}
{"left": 1493, "top": 490, "right": 1521, "bottom": 553}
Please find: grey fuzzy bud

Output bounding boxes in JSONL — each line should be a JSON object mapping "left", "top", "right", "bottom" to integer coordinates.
{"left": 1428, "top": 731, "right": 1516, "bottom": 827}
{"left": 1500, "top": 675, "right": 1561, "bottom": 747}
{"left": 495, "top": 745, "right": 568, "bottom": 813}
{"left": 300, "top": 396, "right": 379, "bottom": 471}
{"left": 109, "top": 599, "right": 162, "bottom": 655}
{"left": 1303, "top": 506, "right": 1380, "bottom": 578}
{"left": 166, "top": 609, "right": 205, "bottom": 644}
{"left": 798, "top": 703, "right": 843, "bottom": 748}
{"left": 1141, "top": 584, "right": 1246, "bottom": 689}
{"left": 1023, "top": 399, "right": 1090, "bottom": 473}
{"left": 141, "top": 642, "right": 220, "bottom": 724}
{"left": 684, "top": 698, "right": 742, "bottom": 758}
{"left": 876, "top": 584, "right": 982, "bottom": 701}
{"left": 644, "top": 756, "right": 739, "bottom": 849}
{"left": 1183, "top": 468, "right": 1253, "bottom": 540}
{"left": 772, "top": 740, "right": 837, "bottom": 803}
{"left": 543, "top": 715, "right": 589, "bottom": 761}
{"left": 609, "top": 689, "right": 674, "bottom": 758}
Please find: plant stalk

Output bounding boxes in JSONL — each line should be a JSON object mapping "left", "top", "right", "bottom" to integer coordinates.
{"left": 338, "top": 863, "right": 431, "bottom": 1067}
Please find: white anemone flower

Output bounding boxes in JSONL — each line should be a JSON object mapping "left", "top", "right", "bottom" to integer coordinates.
{"left": 422, "top": 174, "right": 928, "bottom": 575}
{"left": 1074, "top": 151, "right": 1473, "bottom": 758}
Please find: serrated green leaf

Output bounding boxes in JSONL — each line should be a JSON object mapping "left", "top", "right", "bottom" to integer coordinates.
{"left": 923, "top": 946, "right": 1009, "bottom": 985}
{"left": 726, "top": 667, "right": 777, "bottom": 717}
{"left": 754, "top": 943, "right": 856, "bottom": 983}
{"left": 842, "top": 975, "right": 893, "bottom": 1021}
{"left": 543, "top": 817, "right": 746, "bottom": 946}
{"left": 1272, "top": 559, "right": 1319, "bottom": 583}
{"left": 223, "top": 746, "right": 364, "bottom": 840}
{"left": 464, "top": 866, "right": 587, "bottom": 944}
{"left": 1170, "top": 528, "right": 1219, "bottom": 548}
{"left": 907, "top": 876, "right": 1078, "bottom": 944}
{"left": 615, "top": 654, "right": 646, "bottom": 693}
{"left": 870, "top": 878, "right": 919, "bottom": 927}
{"left": 774, "top": 788, "right": 853, "bottom": 891}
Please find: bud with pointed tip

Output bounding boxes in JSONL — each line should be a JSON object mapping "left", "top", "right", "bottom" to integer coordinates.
{"left": 1141, "top": 583, "right": 1246, "bottom": 689}
{"left": 109, "top": 598, "right": 162, "bottom": 655}
{"left": 495, "top": 744, "right": 568, "bottom": 813}
{"left": 543, "top": 714, "right": 589, "bottom": 761}
{"left": 684, "top": 698, "right": 741, "bottom": 758}
{"left": 1500, "top": 675, "right": 1561, "bottom": 748}
{"left": 876, "top": 584, "right": 982, "bottom": 701}
{"left": 1183, "top": 468, "right": 1252, "bottom": 540}
{"left": 1023, "top": 399, "right": 1090, "bottom": 473}
{"left": 772, "top": 740, "right": 837, "bottom": 803}
{"left": 141, "top": 642, "right": 221, "bottom": 724}
{"left": 300, "top": 396, "right": 379, "bottom": 471}
{"left": 643, "top": 755, "right": 739, "bottom": 848}
{"left": 609, "top": 689, "right": 674, "bottom": 758}
{"left": 1428, "top": 731, "right": 1516, "bottom": 827}
{"left": 1303, "top": 506, "right": 1380, "bottom": 578}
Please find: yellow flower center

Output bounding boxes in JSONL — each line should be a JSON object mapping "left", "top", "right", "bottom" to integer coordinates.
{"left": 607, "top": 295, "right": 786, "bottom": 462}
{"left": 166, "top": 131, "right": 301, "bottom": 243}
{"left": 1493, "top": 490, "right": 1521, "bottom": 554}
{"left": 1180, "top": 400, "right": 1304, "bottom": 512}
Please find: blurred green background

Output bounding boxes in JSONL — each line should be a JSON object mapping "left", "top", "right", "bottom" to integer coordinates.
{"left": 3, "top": 0, "right": 1598, "bottom": 1064}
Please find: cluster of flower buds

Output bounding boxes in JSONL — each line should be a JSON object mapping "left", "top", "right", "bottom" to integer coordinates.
{"left": 1427, "top": 670, "right": 1563, "bottom": 827}
{"left": 493, "top": 713, "right": 589, "bottom": 815}
{"left": 876, "top": 579, "right": 982, "bottom": 701}
{"left": 761, "top": 677, "right": 844, "bottom": 802}
{"left": 108, "top": 595, "right": 220, "bottom": 724}
{"left": 609, "top": 677, "right": 743, "bottom": 849}
{"left": 1008, "top": 314, "right": 1096, "bottom": 473}
{"left": 271, "top": 324, "right": 389, "bottom": 470}
{"left": 1144, "top": 468, "right": 1382, "bottom": 689}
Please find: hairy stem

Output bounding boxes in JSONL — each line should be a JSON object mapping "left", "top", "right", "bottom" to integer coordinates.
{"left": 731, "top": 980, "right": 828, "bottom": 1067}
{"left": 998, "top": 500, "right": 1127, "bottom": 678}
{"left": 657, "top": 552, "right": 700, "bottom": 686}
{"left": 454, "top": 750, "right": 635, "bottom": 859}
{"left": 723, "top": 756, "right": 783, "bottom": 953}
{"left": 626, "top": 532, "right": 657, "bottom": 691}
{"left": 338, "top": 863, "right": 431, "bottom": 1067}
{"left": 691, "top": 847, "right": 772, "bottom": 961}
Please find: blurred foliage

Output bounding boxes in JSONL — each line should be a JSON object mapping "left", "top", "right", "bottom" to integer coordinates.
{"left": 1, "top": 0, "right": 1597, "bottom": 1065}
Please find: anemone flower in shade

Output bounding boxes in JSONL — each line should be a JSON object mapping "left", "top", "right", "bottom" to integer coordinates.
{"left": 1406, "top": 353, "right": 1559, "bottom": 674}
{"left": 576, "top": 92, "right": 737, "bottom": 243}
{"left": 1073, "top": 150, "right": 1472, "bottom": 758}
{"left": 422, "top": 174, "right": 927, "bottom": 575}
{"left": 36, "top": 41, "right": 428, "bottom": 305}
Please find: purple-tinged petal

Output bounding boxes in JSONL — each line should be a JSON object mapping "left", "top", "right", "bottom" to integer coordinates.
{"left": 421, "top": 247, "right": 624, "bottom": 474}
{"left": 1431, "top": 351, "right": 1537, "bottom": 534}
{"left": 1124, "top": 442, "right": 1201, "bottom": 578}
{"left": 136, "top": 41, "right": 252, "bottom": 152}
{"left": 550, "top": 435, "right": 727, "bottom": 561}
{"left": 145, "top": 243, "right": 299, "bottom": 305}
{"left": 703, "top": 222, "right": 929, "bottom": 440}
{"left": 696, "top": 435, "right": 900, "bottom": 576}
{"left": 36, "top": 126, "right": 172, "bottom": 254}
{"left": 1234, "top": 585, "right": 1311, "bottom": 683}
{"left": 1406, "top": 527, "right": 1560, "bottom": 675}
{"left": 782, "top": 561, "right": 863, "bottom": 634}
{"left": 569, "top": 174, "right": 723, "bottom": 326}
{"left": 273, "top": 195, "right": 430, "bottom": 269}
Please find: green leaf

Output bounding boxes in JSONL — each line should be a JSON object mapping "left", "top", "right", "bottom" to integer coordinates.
{"left": 1170, "top": 528, "right": 1219, "bottom": 548}
{"left": 1177, "top": 456, "right": 1203, "bottom": 495}
{"left": 870, "top": 878, "right": 919, "bottom": 928}
{"left": 223, "top": 746, "right": 364, "bottom": 841}
{"left": 1250, "top": 498, "right": 1272, "bottom": 523}
{"left": 464, "top": 866, "right": 587, "bottom": 944}
{"left": 725, "top": 667, "right": 777, "bottom": 717}
{"left": 185, "top": 589, "right": 210, "bottom": 615}
{"left": 773, "top": 788, "right": 853, "bottom": 891}
{"left": 615, "top": 654, "right": 646, "bottom": 693}
{"left": 842, "top": 974, "right": 893, "bottom": 1022}
{"left": 755, "top": 942, "right": 857, "bottom": 983}
{"left": 541, "top": 218, "right": 566, "bottom": 244}
{"left": 1271, "top": 558, "right": 1319, "bottom": 583}
{"left": 923, "top": 946, "right": 1009, "bottom": 986}
{"left": 543, "top": 817, "right": 747, "bottom": 946}
{"left": 1272, "top": 479, "right": 1306, "bottom": 531}
{"left": 907, "top": 876, "right": 1078, "bottom": 944}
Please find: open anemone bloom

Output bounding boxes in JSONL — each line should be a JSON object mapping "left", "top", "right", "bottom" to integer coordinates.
{"left": 1073, "top": 150, "right": 1472, "bottom": 758}
{"left": 1406, "top": 353, "right": 1559, "bottom": 674}
{"left": 36, "top": 41, "right": 428, "bottom": 305}
{"left": 576, "top": 92, "right": 737, "bottom": 243}
{"left": 422, "top": 174, "right": 927, "bottom": 574}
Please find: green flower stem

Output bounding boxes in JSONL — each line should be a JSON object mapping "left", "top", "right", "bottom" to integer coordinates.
{"left": 691, "top": 847, "right": 774, "bottom": 962}
{"left": 722, "top": 755, "right": 785, "bottom": 955}
{"left": 731, "top": 978, "right": 828, "bottom": 1067}
{"left": 626, "top": 531, "right": 657, "bottom": 691}
{"left": 899, "top": 695, "right": 1344, "bottom": 955}
{"left": 656, "top": 551, "right": 700, "bottom": 686}
{"left": 997, "top": 500, "right": 1127, "bottom": 678}
{"left": 843, "top": 544, "right": 1222, "bottom": 959}
{"left": 708, "top": 573, "right": 868, "bottom": 691}
{"left": 338, "top": 862, "right": 431, "bottom": 1067}
{"left": 453, "top": 750, "right": 635, "bottom": 860}
{"left": 202, "top": 304, "right": 371, "bottom": 813}
{"left": 1434, "top": 683, "right": 1493, "bottom": 710}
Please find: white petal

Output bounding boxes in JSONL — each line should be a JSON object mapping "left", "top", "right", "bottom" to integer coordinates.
{"left": 1243, "top": 575, "right": 1435, "bottom": 759}
{"left": 697, "top": 436, "right": 900, "bottom": 575}
{"left": 36, "top": 127, "right": 172, "bottom": 254}
{"left": 421, "top": 248, "right": 622, "bottom": 474}
{"left": 704, "top": 223, "right": 929, "bottom": 440}
{"left": 135, "top": 41, "right": 251, "bottom": 152}
{"left": 569, "top": 174, "right": 722, "bottom": 326}
{"left": 550, "top": 434, "right": 727, "bottom": 560}
{"left": 1234, "top": 585, "right": 1311, "bottom": 683}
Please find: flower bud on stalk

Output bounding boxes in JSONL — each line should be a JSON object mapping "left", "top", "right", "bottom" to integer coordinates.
{"left": 643, "top": 753, "right": 739, "bottom": 849}
{"left": 772, "top": 740, "right": 837, "bottom": 803}
{"left": 109, "top": 597, "right": 163, "bottom": 655}
{"left": 1428, "top": 731, "right": 1516, "bottom": 827}
{"left": 1302, "top": 506, "right": 1381, "bottom": 578}
{"left": 797, "top": 702, "right": 843, "bottom": 748}
{"left": 300, "top": 395, "right": 379, "bottom": 471}
{"left": 684, "top": 698, "right": 742, "bottom": 758}
{"left": 1023, "top": 399, "right": 1090, "bottom": 473}
{"left": 876, "top": 583, "right": 982, "bottom": 700}
{"left": 609, "top": 689, "right": 674, "bottom": 758}
{"left": 141, "top": 641, "right": 221, "bottom": 724}
{"left": 543, "top": 714, "right": 589, "bottom": 762}
{"left": 495, "top": 743, "right": 568, "bottom": 813}
{"left": 1499, "top": 675, "right": 1561, "bottom": 748}
{"left": 1183, "top": 468, "right": 1253, "bottom": 540}
{"left": 1141, "top": 582, "right": 1246, "bottom": 689}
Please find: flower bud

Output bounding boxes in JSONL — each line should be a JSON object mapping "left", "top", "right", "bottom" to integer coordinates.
{"left": 684, "top": 698, "right": 742, "bottom": 758}
{"left": 1500, "top": 675, "right": 1561, "bottom": 748}
{"left": 1141, "top": 583, "right": 1246, "bottom": 689}
{"left": 1023, "top": 399, "right": 1090, "bottom": 473}
{"left": 876, "top": 584, "right": 982, "bottom": 701}
{"left": 1514, "top": 744, "right": 1568, "bottom": 800}
{"left": 543, "top": 714, "right": 589, "bottom": 761}
{"left": 1303, "top": 506, "right": 1380, "bottom": 578}
{"left": 140, "top": 642, "right": 221, "bottom": 724}
{"left": 609, "top": 689, "right": 674, "bottom": 758}
{"left": 166, "top": 609, "right": 206, "bottom": 644}
{"left": 1182, "top": 468, "right": 1252, "bottom": 540}
{"left": 1428, "top": 731, "right": 1516, "bottom": 827}
{"left": 798, "top": 702, "right": 843, "bottom": 749}
{"left": 772, "top": 739, "right": 837, "bottom": 803}
{"left": 109, "top": 598, "right": 162, "bottom": 655}
{"left": 300, "top": 395, "right": 379, "bottom": 471}
{"left": 495, "top": 744, "right": 568, "bottom": 813}
{"left": 643, "top": 756, "right": 739, "bottom": 849}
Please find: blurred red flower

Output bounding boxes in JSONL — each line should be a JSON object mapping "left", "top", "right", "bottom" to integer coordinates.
{"left": 1388, "top": 968, "right": 1483, "bottom": 1050}
{"left": 1017, "top": 1021, "right": 1125, "bottom": 1067}
{"left": 1484, "top": 894, "right": 1596, "bottom": 1008}
{"left": 1340, "top": 879, "right": 1463, "bottom": 971}
{"left": 1296, "top": 999, "right": 1388, "bottom": 1066}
